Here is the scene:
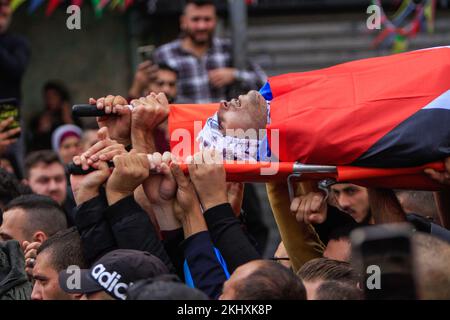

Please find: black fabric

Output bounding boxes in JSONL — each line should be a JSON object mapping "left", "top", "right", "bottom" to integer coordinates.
{"left": 161, "top": 228, "right": 185, "bottom": 281}
{"left": 313, "top": 205, "right": 357, "bottom": 245}
{"left": 0, "top": 32, "right": 30, "bottom": 103}
{"left": 353, "top": 109, "right": 450, "bottom": 167}
{"left": 0, "top": 240, "right": 32, "bottom": 300}
{"left": 204, "top": 203, "right": 261, "bottom": 273}
{"left": 180, "top": 231, "right": 228, "bottom": 299}
{"left": 103, "top": 195, "right": 174, "bottom": 272}
{"left": 241, "top": 184, "right": 269, "bottom": 254}
{"left": 74, "top": 192, "right": 174, "bottom": 273}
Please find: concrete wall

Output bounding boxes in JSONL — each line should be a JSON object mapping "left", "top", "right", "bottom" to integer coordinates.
{"left": 10, "top": 5, "right": 131, "bottom": 123}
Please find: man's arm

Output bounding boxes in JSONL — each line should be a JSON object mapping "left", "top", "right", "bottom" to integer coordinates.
{"left": 170, "top": 162, "right": 228, "bottom": 299}
{"left": 187, "top": 149, "right": 261, "bottom": 273}
{"left": 70, "top": 160, "right": 116, "bottom": 265}
{"left": 269, "top": 180, "right": 325, "bottom": 273}
{"left": 104, "top": 151, "right": 174, "bottom": 271}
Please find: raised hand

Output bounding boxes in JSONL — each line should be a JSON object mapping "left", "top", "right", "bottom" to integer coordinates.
{"left": 290, "top": 191, "right": 327, "bottom": 225}
{"left": 90, "top": 95, "right": 131, "bottom": 145}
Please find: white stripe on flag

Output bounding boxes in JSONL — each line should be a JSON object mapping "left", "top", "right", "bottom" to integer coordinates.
{"left": 422, "top": 90, "right": 450, "bottom": 110}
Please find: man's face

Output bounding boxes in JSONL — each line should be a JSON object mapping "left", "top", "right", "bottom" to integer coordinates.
{"left": 219, "top": 260, "right": 260, "bottom": 300}
{"left": 217, "top": 90, "right": 268, "bottom": 135}
{"left": 148, "top": 69, "right": 177, "bottom": 103}
{"left": 26, "top": 162, "right": 67, "bottom": 205}
{"left": 323, "top": 238, "right": 351, "bottom": 262}
{"left": 181, "top": 4, "right": 216, "bottom": 45}
{"left": 330, "top": 184, "right": 370, "bottom": 223}
{"left": 0, "top": 208, "right": 29, "bottom": 243}
{"left": 59, "top": 136, "right": 82, "bottom": 165}
{"left": 0, "top": 0, "right": 12, "bottom": 34}
{"left": 44, "top": 89, "right": 63, "bottom": 111}
{"left": 31, "top": 251, "right": 78, "bottom": 300}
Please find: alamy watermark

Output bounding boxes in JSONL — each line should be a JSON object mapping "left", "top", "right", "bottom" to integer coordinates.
{"left": 366, "top": 4, "right": 382, "bottom": 30}
{"left": 66, "top": 5, "right": 81, "bottom": 30}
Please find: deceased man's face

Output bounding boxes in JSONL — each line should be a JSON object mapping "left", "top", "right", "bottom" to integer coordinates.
{"left": 217, "top": 90, "right": 268, "bottom": 135}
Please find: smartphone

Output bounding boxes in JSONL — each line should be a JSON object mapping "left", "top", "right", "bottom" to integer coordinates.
{"left": 137, "top": 45, "right": 155, "bottom": 63}
{"left": 0, "top": 98, "right": 21, "bottom": 138}
{"left": 350, "top": 223, "right": 417, "bottom": 300}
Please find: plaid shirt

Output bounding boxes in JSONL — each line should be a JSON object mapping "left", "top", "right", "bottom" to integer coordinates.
{"left": 153, "top": 37, "right": 267, "bottom": 103}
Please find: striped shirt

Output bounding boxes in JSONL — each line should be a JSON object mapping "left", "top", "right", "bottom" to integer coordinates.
{"left": 153, "top": 37, "right": 267, "bottom": 103}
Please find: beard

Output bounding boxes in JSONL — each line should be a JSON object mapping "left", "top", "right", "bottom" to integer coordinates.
{"left": 184, "top": 28, "right": 213, "bottom": 46}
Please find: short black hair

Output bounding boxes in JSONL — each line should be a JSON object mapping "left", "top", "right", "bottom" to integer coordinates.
{"left": 127, "top": 274, "right": 209, "bottom": 300}
{"left": 234, "top": 260, "right": 306, "bottom": 300}
{"left": 24, "top": 150, "right": 62, "bottom": 178}
{"left": 0, "top": 168, "right": 32, "bottom": 209}
{"left": 297, "top": 258, "right": 359, "bottom": 286}
{"left": 183, "top": 0, "right": 216, "bottom": 14}
{"left": 4, "top": 194, "right": 67, "bottom": 240}
{"left": 315, "top": 280, "right": 363, "bottom": 300}
{"left": 157, "top": 63, "right": 178, "bottom": 77}
{"left": 184, "top": 0, "right": 215, "bottom": 8}
{"left": 43, "top": 80, "right": 71, "bottom": 102}
{"left": 37, "top": 227, "right": 87, "bottom": 271}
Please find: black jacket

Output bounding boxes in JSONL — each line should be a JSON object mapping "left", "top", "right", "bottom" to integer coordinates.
{"left": 181, "top": 231, "right": 229, "bottom": 299}
{"left": 0, "top": 240, "right": 32, "bottom": 300}
{"left": 204, "top": 203, "right": 261, "bottom": 273}
{"left": 0, "top": 32, "right": 30, "bottom": 102}
{"left": 74, "top": 191, "right": 174, "bottom": 272}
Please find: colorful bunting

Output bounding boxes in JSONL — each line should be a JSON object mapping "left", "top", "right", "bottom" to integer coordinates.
{"left": 370, "top": 0, "right": 436, "bottom": 52}
{"left": 91, "top": 0, "right": 102, "bottom": 17}
{"left": 27, "top": 0, "right": 44, "bottom": 13}
{"left": 45, "top": 0, "right": 61, "bottom": 16}
{"left": 8, "top": 0, "right": 137, "bottom": 16}
{"left": 10, "top": 0, "right": 26, "bottom": 12}
{"left": 72, "top": 0, "right": 84, "bottom": 6}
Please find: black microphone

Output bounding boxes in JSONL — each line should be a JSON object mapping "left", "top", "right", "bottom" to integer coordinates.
{"left": 67, "top": 162, "right": 114, "bottom": 175}
{"left": 72, "top": 104, "right": 133, "bottom": 117}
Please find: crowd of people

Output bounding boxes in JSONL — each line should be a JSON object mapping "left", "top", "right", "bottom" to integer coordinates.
{"left": 1, "top": 0, "right": 450, "bottom": 301}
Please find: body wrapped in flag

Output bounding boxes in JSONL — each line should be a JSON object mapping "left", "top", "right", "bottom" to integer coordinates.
{"left": 183, "top": 46, "right": 450, "bottom": 169}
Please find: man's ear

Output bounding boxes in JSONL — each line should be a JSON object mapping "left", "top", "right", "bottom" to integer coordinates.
{"left": 72, "top": 293, "right": 83, "bottom": 300}
{"left": 22, "top": 179, "right": 29, "bottom": 186}
{"left": 32, "top": 231, "right": 47, "bottom": 244}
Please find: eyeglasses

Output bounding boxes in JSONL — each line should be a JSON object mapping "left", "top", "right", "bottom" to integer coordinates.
{"left": 270, "top": 257, "right": 290, "bottom": 261}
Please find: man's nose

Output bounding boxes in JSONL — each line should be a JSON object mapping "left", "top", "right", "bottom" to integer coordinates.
{"left": 31, "top": 285, "right": 42, "bottom": 300}
{"left": 337, "top": 195, "right": 351, "bottom": 210}
{"left": 197, "top": 20, "right": 208, "bottom": 30}
{"left": 48, "top": 179, "right": 59, "bottom": 191}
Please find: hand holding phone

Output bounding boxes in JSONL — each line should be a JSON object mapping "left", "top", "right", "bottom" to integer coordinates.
{"left": 0, "top": 98, "right": 21, "bottom": 154}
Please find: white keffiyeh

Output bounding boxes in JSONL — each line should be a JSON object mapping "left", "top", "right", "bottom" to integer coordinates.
{"left": 196, "top": 112, "right": 260, "bottom": 161}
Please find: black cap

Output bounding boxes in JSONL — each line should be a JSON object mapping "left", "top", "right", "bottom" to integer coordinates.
{"left": 59, "top": 249, "right": 169, "bottom": 300}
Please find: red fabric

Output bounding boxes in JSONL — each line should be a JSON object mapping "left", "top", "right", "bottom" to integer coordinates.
{"left": 168, "top": 104, "right": 218, "bottom": 160}
{"left": 267, "top": 47, "right": 450, "bottom": 164}
{"left": 168, "top": 104, "right": 446, "bottom": 189}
